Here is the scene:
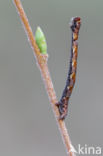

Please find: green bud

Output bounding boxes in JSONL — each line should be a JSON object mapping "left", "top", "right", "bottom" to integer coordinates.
{"left": 35, "top": 27, "right": 47, "bottom": 54}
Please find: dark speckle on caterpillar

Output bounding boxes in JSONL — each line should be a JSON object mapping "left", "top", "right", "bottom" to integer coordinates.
{"left": 56, "top": 17, "right": 81, "bottom": 120}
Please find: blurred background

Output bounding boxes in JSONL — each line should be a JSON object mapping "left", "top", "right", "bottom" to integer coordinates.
{"left": 0, "top": 0, "right": 103, "bottom": 155}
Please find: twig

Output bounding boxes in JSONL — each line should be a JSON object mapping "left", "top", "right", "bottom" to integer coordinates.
{"left": 13, "top": 0, "right": 75, "bottom": 155}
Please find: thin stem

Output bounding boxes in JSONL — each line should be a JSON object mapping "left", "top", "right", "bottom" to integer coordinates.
{"left": 13, "top": 0, "right": 75, "bottom": 155}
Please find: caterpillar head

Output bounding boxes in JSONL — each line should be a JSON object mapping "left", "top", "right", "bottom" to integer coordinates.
{"left": 70, "top": 17, "right": 81, "bottom": 32}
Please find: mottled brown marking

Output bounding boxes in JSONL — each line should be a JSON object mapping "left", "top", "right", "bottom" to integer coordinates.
{"left": 56, "top": 17, "right": 81, "bottom": 120}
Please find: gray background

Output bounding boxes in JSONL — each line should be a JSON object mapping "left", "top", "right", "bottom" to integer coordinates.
{"left": 0, "top": 0, "right": 103, "bottom": 156}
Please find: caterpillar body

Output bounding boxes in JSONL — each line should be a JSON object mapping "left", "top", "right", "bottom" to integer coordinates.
{"left": 56, "top": 17, "right": 81, "bottom": 120}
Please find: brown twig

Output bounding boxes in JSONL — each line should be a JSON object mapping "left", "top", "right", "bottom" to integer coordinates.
{"left": 13, "top": 0, "right": 75, "bottom": 155}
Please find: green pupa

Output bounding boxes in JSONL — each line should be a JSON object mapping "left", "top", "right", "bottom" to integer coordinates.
{"left": 35, "top": 27, "right": 47, "bottom": 54}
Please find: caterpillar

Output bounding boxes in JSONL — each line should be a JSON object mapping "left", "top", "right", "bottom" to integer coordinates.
{"left": 35, "top": 27, "right": 47, "bottom": 54}
{"left": 56, "top": 17, "right": 81, "bottom": 120}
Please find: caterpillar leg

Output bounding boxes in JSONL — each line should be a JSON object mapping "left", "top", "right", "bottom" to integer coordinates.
{"left": 55, "top": 100, "right": 68, "bottom": 120}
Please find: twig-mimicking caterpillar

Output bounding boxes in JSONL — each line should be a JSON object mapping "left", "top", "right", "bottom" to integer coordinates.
{"left": 56, "top": 17, "right": 81, "bottom": 120}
